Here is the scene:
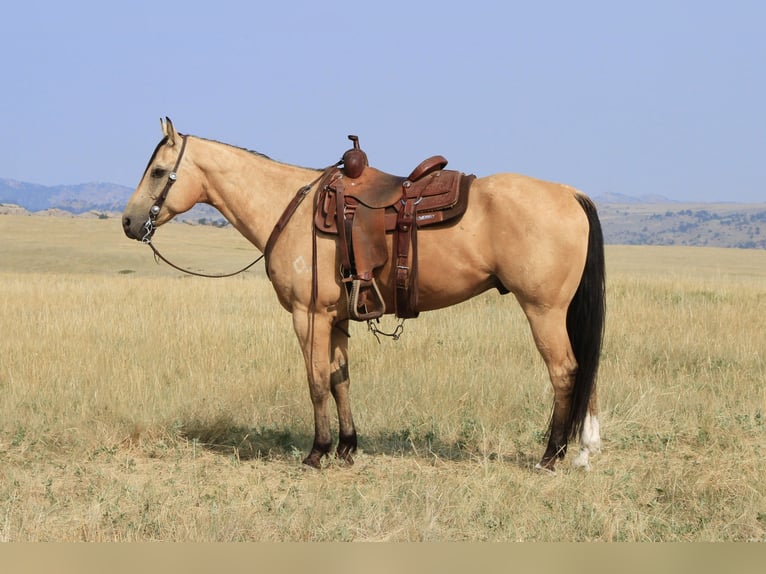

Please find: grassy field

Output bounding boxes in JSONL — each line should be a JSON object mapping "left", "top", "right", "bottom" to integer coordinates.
{"left": 1, "top": 215, "right": 764, "bottom": 541}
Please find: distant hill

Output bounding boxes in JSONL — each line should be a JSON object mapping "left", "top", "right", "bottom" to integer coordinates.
{"left": 592, "top": 192, "right": 676, "bottom": 204}
{"left": 2, "top": 178, "right": 765, "bottom": 249}
{"left": 595, "top": 201, "right": 766, "bottom": 249}
{"left": 0, "top": 178, "right": 133, "bottom": 214}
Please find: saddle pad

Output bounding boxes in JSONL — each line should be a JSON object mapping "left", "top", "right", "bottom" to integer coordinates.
{"left": 315, "top": 170, "right": 472, "bottom": 234}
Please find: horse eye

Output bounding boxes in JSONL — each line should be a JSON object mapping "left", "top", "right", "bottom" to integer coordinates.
{"left": 151, "top": 167, "right": 167, "bottom": 179}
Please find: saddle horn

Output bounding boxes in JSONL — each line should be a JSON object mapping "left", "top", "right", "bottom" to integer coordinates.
{"left": 341, "top": 135, "right": 368, "bottom": 179}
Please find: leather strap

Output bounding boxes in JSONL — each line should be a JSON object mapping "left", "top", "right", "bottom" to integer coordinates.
{"left": 151, "top": 135, "right": 188, "bottom": 218}
{"left": 394, "top": 185, "right": 420, "bottom": 319}
{"left": 264, "top": 165, "right": 339, "bottom": 278}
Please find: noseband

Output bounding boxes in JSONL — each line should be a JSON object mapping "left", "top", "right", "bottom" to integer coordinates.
{"left": 141, "top": 135, "right": 189, "bottom": 243}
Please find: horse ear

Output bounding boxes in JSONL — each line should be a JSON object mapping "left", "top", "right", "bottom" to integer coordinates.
{"left": 160, "top": 117, "right": 179, "bottom": 146}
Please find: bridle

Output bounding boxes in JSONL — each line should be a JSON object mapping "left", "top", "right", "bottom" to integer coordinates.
{"left": 138, "top": 134, "right": 265, "bottom": 278}
{"left": 141, "top": 134, "right": 189, "bottom": 244}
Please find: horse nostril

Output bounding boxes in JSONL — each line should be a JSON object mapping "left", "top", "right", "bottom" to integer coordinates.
{"left": 123, "top": 216, "right": 131, "bottom": 228}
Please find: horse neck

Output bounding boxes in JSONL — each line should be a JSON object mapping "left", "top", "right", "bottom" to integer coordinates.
{"left": 189, "top": 137, "right": 321, "bottom": 251}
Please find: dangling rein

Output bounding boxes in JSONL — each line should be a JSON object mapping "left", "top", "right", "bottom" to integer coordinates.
{"left": 143, "top": 240, "right": 264, "bottom": 278}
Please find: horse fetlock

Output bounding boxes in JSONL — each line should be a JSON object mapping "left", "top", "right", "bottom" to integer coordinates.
{"left": 543, "top": 436, "right": 568, "bottom": 459}
{"left": 580, "top": 413, "right": 602, "bottom": 454}
{"left": 336, "top": 431, "right": 358, "bottom": 463}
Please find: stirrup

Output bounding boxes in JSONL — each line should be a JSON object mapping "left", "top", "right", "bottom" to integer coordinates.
{"left": 348, "top": 278, "right": 385, "bottom": 321}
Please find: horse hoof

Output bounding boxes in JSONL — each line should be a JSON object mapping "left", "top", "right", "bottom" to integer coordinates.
{"left": 302, "top": 454, "right": 323, "bottom": 469}
{"left": 572, "top": 450, "right": 592, "bottom": 470}
{"left": 336, "top": 452, "right": 355, "bottom": 466}
{"left": 534, "top": 462, "right": 557, "bottom": 476}
{"left": 335, "top": 445, "right": 356, "bottom": 466}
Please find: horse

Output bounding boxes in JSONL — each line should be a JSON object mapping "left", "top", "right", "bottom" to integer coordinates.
{"left": 122, "top": 118, "right": 605, "bottom": 473}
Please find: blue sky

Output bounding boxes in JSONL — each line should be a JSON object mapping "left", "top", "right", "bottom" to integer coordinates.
{"left": 1, "top": 1, "right": 764, "bottom": 202}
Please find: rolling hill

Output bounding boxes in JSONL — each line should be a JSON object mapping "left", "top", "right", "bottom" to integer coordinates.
{"left": 0, "top": 178, "right": 133, "bottom": 213}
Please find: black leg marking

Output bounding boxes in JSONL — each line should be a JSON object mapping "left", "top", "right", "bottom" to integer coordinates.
{"left": 330, "top": 362, "right": 350, "bottom": 387}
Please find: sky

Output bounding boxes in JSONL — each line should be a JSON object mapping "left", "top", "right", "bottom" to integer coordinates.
{"left": 1, "top": 0, "right": 764, "bottom": 202}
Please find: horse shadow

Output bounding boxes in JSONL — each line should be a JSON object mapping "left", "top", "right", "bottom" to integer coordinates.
{"left": 178, "top": 417, "right": 536, "bottom": 468}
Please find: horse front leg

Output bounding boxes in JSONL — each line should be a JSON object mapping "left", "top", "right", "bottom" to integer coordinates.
{"left": 293, "top": 309, "right": 334, "bottom": 468}
{"left": 330, "top": 319, "right": 357, "bottom": 464}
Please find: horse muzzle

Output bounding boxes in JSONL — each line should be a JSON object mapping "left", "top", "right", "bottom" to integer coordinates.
{"left": 122, "top": 214, "right": 140, "bottom": 240}
{"left": 122, "top": 212, "right": 156, "bottom": 242}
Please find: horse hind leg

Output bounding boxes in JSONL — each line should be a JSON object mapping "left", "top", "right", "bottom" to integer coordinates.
{"left": 572, "top": 387, "right": 601, "bottom": 470}
{"left": 522, "top": 305, "right": 579, "bottom": 473}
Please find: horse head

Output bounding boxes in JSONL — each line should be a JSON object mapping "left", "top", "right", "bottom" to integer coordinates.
{"left": 122, "top": 117, "right": 204, "bottom": 241}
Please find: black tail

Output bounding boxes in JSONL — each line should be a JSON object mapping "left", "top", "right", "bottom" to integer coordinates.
{"left": 564, "top": 194, "right": 606, "bottom": 442}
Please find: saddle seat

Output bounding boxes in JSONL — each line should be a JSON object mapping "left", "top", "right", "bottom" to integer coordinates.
{"left": 315, "top": 137, "right": 475, "bottom": 321}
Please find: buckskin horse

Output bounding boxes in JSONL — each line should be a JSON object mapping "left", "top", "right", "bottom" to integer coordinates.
{"left": 122, "top": 118, "right": 605, "bottom": 473}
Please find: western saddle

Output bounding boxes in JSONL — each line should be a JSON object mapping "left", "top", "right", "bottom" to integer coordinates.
{"left": 315, "top": 136, "right": 475, "bottom": 321}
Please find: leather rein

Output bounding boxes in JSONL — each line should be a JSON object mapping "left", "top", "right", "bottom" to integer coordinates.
{"left": 139, "top": 134, "right": 336, "bottom": 279}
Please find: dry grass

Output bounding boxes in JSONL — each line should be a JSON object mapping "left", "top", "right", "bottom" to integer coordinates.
{"left": 0, "top": 216, "right": 764, "bottom": 541}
